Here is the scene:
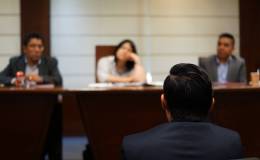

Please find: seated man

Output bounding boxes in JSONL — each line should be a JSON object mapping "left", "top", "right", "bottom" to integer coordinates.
{"left": 199, "top": 33, "right": 247, "bottom": 83}
{"left": 122, "top": 63, "right": 243, "bottom": 160}
{"left": 0, "top": 32, "right": 62, "bottom": 86}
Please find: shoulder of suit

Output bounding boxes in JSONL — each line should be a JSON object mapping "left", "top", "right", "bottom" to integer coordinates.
{"left": 41, "top": 56, "right": 58, "bottom": 64}
{"left": 10, "top": 55, "right": 23, "bottom": 60}
{"left": 123, "top": 123, "right": 169, "bottom": 146}
{"left": 122, "top": 123, "right": 169, "bottom": 155}
{"left": 124, "top": 123, "right": 240, "bottom": 144}
{"left": 230, "top": 55, "right": 245, "bottom": 65}
{"left": 9, "top": 55, "right": 24, "bottom": 64}
{"left": 209, "top": 123, "right": 241, "bottom": 139}
{"left": 199, "top": 55, "right": 216, "bottom": 64}
{"left": 207, "top": 55, "right": 217, "bottom": 60}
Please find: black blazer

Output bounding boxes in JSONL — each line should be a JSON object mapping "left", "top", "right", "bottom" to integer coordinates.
{"left": 0, "top": 55, "right": 62, "bottom": 86}
{"left": 122, "top": 122, "right": 243, "bottom": 160}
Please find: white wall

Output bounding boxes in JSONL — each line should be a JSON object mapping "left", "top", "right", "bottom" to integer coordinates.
{"left": 51, "top": 0, "right": 239, "bottom": 88}
{"left": 0, "top": 0, "right": 20, "bottom": 70}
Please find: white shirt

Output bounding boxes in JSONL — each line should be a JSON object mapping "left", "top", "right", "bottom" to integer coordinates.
{"left": 97, "top": 56, "right": 133, "bottom": 82}
{"left": 25, "top": 58, "right": 41, "bottom": 76}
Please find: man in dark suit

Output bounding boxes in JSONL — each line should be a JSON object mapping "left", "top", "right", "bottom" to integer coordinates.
{"left": 122, "top": 63, "right": 243, "bottom": 160}
{"left": 0, "top": 32, "right": 63, "bottom": 160}
{"left": 199, "top": 33, "right": 247, "bottom": 83}
{"left": 0, "top": 32, "right": 62, "bottom": 86}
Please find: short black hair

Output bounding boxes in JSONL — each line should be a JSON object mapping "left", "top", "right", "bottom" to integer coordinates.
{"left": 22, "top": 32, "right": 44, "bottom": 46}
{"left": 114, "top": 39, "right": 137, "bottom": 71}
{"left": 163, "top": 63, "right": 213, "bottom": 122}
{"left": 219, "top": 33, "right": 235, "bottom": 45}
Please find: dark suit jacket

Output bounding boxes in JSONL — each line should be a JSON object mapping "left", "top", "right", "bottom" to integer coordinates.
{"left": 199, "top": 55, "right": 247, "bottom": 83}
{"left": 0, "top": 55, "right": 62, "bottom": 86}
{"left": 122, "top": 122, "right": 243, "bottom": 160}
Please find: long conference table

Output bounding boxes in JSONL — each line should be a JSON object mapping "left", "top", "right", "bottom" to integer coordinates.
{"left": 0, "top": 83, "right": 260, "bottom": 160}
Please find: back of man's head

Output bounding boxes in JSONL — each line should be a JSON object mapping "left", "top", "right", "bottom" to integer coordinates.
{"left": 163, "top": 63, "right": 213, "bottom": 122}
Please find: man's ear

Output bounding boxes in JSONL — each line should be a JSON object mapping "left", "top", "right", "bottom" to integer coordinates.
{"left": 161, "top": 94, "right": 173, "bottom": 122}
{"left": 161, "top": 94, "right": 168, "bottom": 111}
{"left": 209, "top": 97, "right": 215, "bottom": 112}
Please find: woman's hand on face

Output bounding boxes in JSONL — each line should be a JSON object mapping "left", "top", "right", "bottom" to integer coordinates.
{"left": 128, "top": 53, "right": 141, "bottom": 64}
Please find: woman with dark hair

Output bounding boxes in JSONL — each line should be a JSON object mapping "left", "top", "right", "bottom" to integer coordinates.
{"left": 97, "top": 39, "right": 146, "bottom": 83}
